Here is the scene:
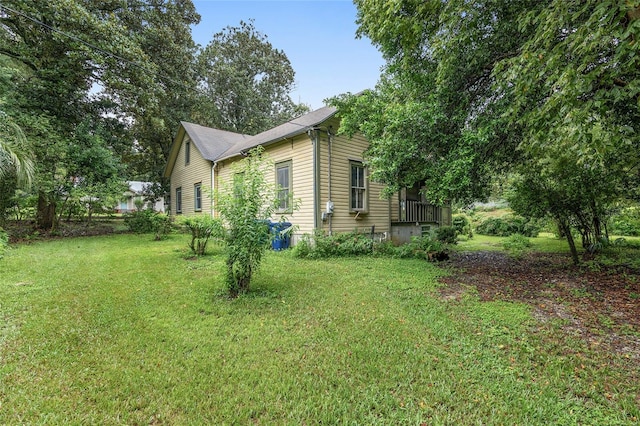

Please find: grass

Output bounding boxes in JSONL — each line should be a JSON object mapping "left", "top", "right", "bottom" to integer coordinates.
{"left": 457, "top": 232, "right": 640, "bottom": 268}
{"left": 1, "top": 234, "right": 638, "bottom": 424}
{"left": 456, "top": 232, "right": 570, "bottom": 253}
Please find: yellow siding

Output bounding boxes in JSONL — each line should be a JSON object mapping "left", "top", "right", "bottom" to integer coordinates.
{"left": 316, "top": 120, "right": 391, "bottom": 236}
{"left": 169, "top": 136, "right": 214, "bottom": 217}
{"left": 215, "top": 134, "right": 315, "bottom": 237}
{"left": 390, "top": 194, "right": 401, "bottom": 222}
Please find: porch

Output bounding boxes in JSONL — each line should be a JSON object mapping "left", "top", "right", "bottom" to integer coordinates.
{"left": 390, "top": 199, "right": 451, "bottom": 245}
{"left": 397, "top": 200, "right": 443, "bottom": 225}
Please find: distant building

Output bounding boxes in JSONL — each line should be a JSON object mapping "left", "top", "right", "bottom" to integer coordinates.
{"left": 116, "top": 181, "right": 165, "bottom": 213}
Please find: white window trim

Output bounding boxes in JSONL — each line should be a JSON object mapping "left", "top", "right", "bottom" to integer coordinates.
{"left": 194, "top": 183, "right": 202, "bottom": 212}
{"left": 175, "top": 187, "right": 182, "bottom": 214}
{"left": 275, "top": 160, "right": 292, "bottom": 213}
{"left": 349, "top": 161, "right": 367, "bottom": 213}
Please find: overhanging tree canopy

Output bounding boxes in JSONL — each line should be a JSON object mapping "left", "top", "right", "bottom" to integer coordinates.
{"left": 0, "top": 0, "right": 200, "bottom": 228}
{"left": 334, "top": 0, "right": 640, "bottom": 262}
{"left": 193, "top": 20, "right": 309, "bottom": 135}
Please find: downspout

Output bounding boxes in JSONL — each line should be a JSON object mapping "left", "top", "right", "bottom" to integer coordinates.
{"left": 388, "top": 196, "right": 392, "bottom": 243}
{"left": 327, "top": 127, "right": 333, "bottom": 235}
{"left": 211, "top": 162, "right": 217, "bottom": 217}
{"left": 308, "top": 128, "right": 321, "bottom": 230}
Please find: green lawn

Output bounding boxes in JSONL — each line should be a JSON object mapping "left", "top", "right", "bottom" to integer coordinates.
{"left": 456, "top": 232, "right": 572, "bottom": 252}
{"left": 1, "top": 234, "right": 638, "bottom": 424}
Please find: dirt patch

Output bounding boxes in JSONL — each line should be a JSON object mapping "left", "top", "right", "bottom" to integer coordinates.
{"left": 439, "top": 251, "right": 640, "bottom": 359}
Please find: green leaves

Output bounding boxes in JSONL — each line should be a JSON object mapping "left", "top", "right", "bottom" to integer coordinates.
{"left": 344, "top": 0, "right": 640, "bottom": 263}
{"left": 216, "top": 147, "right": 281, "bottom": 297}
{"left": 193, "top": 20, "right": 308, "bottom": 136}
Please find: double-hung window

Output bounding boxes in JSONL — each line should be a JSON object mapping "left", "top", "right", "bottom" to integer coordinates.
{"left": 276, "top": 161, "right": 292, "bottom": 212}
{"left": 233, "top": 172, "right": 245, "bottom": 198}
{"left": 194, "top": 183, "right": 202, "bottom": 211}
{"left": 350, "top": 161, "right": 366, "bottom": 212}
{"left": 175, "top": 187, "right": 182, "bottom": 213}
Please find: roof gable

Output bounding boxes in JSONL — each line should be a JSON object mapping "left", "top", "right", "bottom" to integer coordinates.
{"left": 181, "top": 122, "right": 249, "bottom": 161}
{"left": 163, "top": 122, "right": 249, "bottom": 177}
{"left": 165, "top": 106, "right": 338, "bottom": 177}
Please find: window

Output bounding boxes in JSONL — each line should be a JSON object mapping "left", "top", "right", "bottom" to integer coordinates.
{"left": 350, "top": 161, "right": 366, "bottom": 212}
{"left": 194, "top": 183, "right": 202, "bottom": 211}
{"left": 175, "top": 187, "right": 182, "bottom": 213}
{"left": 185, "top": 140, "right": 190, "bottom": 165}
{"left": 233, "top": 172, "right": 245, "bottom": 198}
{"left": 275, "top": 161, "right": 291, "bottom": 212}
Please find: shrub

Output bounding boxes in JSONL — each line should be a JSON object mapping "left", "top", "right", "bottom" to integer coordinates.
{"left": 293, "top": 232, "right": 452, "bottom": 261}
{"left": 314, "top": 231, "right": 373, "bottom": 258}
{"left": 291, "top": 234, "right": 313, "bottom": 258}
{"left": 434, "top": 226, "right": 458, "bottom": 244}
{"left": 452, "top": 214, "right": 473, "bottom": 238}
{"left": 149, "top": 213, "right": 173, "bottom": 241}
{"left": 392, "top": 235, "right": 449, "bottom": 261}
{"left": 475, "top": 215, "right": 540, "bottom": 237}
{"left": 123, "top": 209, "right": 156, "bottom": 233}
{"left": 373, "top": 240, "right": 397, "bottom": 257}
{"left": 124, "top": 209, "right": 173, "bottom": 240}
{"left": 292, "top": 230, "right": 374, "bottom": 258}
{"left": 502, "top": 233, "right": 532, "bottom": 258}
{"left": 609, "top": 207, "right": 640, "bottom": 236}
{"left": 216, "top": 147, "right": 285, "bottom": 297}
{"left": 179, "top": 215, "right": 224, "bottom": 256}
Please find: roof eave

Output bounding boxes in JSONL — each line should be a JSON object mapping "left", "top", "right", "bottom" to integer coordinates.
{"left": 215, "top": 108, "right": 338, "bottom": 162}
{"left": 163, "top": 124, "right": 187, "bottom": 178}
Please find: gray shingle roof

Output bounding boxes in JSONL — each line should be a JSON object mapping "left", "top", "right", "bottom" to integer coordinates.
{"left": 177, "top": 106, "right": 338, "bottom": 165}
{"left": 216, "top": 106, "right": 337, "bottom": 161}
{"left": 180, "top": 121, "right": 249, "bottom": 161}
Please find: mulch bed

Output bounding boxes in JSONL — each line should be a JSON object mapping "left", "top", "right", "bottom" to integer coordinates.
{"left": 439, "top": 251, "right": 640, "bottom": 359}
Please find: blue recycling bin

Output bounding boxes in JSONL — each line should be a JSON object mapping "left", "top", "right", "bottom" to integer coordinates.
{"left": 270, "top": 221, "right": 292, "bottom": 251}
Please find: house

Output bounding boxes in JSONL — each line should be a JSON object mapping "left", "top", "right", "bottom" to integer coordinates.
{"left": 116, "top": 181, "right": 165, "bottom": 213}
{"left": 163, "top": 106, "right": 451, "bottom": 245}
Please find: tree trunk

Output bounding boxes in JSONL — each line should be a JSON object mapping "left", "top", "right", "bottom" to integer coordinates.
{"left": 559, "top": 217, "right": 580, "bottom": 265}
{"left": 36, "top": 192, "right": 56, "bottom": 231}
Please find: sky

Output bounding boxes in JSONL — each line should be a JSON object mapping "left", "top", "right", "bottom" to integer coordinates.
{"left": 191, "top": 0, "right": 386, "bottom": 110}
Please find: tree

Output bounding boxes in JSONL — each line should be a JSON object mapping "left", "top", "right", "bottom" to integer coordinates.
{"left": 0, "top": 111, "right": 34, "bottom": 189}
{"left": 337, "top": 0, "right": 640, "bottom": 260}
{"left": 216, "top": 147, "right": 279, "bottom": 298}
{"left": 194, "top": 20, "right": 308, "bottom": 135}
{"left": 61, "top": 121, "right": 128, "bottom": 223}
{"left": 113, "top": 0, "right": 201, "bottom": 183}
{"left": 334, "top": 0, "right": 537, "bottom": 203}
{"left": 0, "top": 1, "right": 200, "bottom": 229}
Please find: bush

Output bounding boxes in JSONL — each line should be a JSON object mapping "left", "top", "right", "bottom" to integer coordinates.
{"left": 475, "top": 215, "right": 540, "bottom": 237}
{"left": 150, "top": 213, "right": 173, "bottom": 241}
{"left": 0, "top": 227, "right": 8, "bottom": 259}
{"left": 179, "top": 215, "right": 224, "bottom": 256}
{"left": 452, "top": 214, "right": 473, "bottom": 238}
{"left": 502, "top": 233, "right": 532, "bottom": 258}
{"left": 314, "top": 231, "right": 374, "bottom": 258}
{"left": 609, "top": 208, "right": 640, "bottom": 236}
{"left": 124, "top": 209, "right": 173, "bottom": 240}
{"left": 293, "top": 232, "right": 452, "bottom": 261}
{"left": 215, "top": 147, "right": 285, "bottom": 297}
{"left": 291, "top": 234, "right": 313, "bottom": 258}
{"left": 123, "top": 209, "right": 157, "bottom": 233}
{"left": 434, "top": 226, "right": 458, "bottom": 244}
{"left": 392, "top": 235, "right": 449, "bottom": 261}
{"left": 292, "top": 231, "right": 374, "bottom": 258}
